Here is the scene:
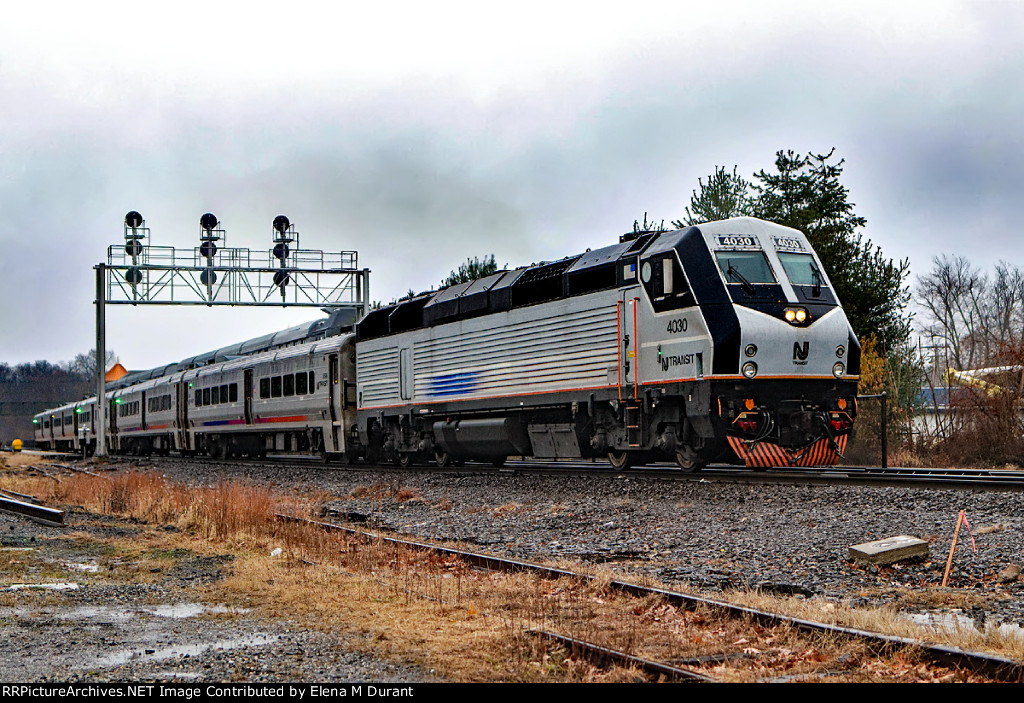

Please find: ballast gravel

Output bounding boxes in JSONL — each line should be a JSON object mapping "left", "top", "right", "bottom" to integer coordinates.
{"left": 3, "top": 457, "right": 1024, "bottom": 681}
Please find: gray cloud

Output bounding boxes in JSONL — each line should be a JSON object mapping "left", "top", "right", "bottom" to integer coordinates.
{"left": 4, "top": 3, "right": 1024, "bottom": 368}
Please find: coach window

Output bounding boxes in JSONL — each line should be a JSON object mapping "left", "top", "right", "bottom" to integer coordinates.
{"left": 283, "top": 374, "right": 295, "bottom": 397}
{"left": 309, "top": 371, "right": 315, "bottom": 392}
{"left": 271, "top": 376, "right": 282, "bottom": 398}
{"left": 211, "top": 386, "right": 220, "bottom": 404}
{"left": 296, "top": 372, "right": 308, "bottom": 395}
{"left": 203, "top": 388, "right": 211, "bottom": 405}
{"left": 260, "top": 378, "right": 270, "bottom": 399}
{"left": 195, "top": 389, "right": 202, "bottom": 406}
{"left": 229, "top": 384, "right": 238, "bottom": 402}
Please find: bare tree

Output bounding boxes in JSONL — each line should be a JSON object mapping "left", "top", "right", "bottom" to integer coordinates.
{"left": 62, "top": 348, "right": 118, "bottom": 380}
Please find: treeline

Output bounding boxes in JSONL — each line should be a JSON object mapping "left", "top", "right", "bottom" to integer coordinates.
{"left": 0, "top": 350, "right": 113, "bottom": 445}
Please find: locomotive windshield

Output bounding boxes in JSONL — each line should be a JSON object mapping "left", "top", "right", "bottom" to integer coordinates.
{"left": 714, "top": 250, "right": 776, "bottom": 285}
{"left": 778, "top": 252, "right": 826, "bottom": 288}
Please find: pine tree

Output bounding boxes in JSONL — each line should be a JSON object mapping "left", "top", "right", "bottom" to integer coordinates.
{"left": 750, "top": 149, "right": 910, "bottom": 350}
{"left": 441, "top": 255, "right": 501, "bottom": 288}
{"left": 672, "top": 165, "right": 753, "bottom": 227}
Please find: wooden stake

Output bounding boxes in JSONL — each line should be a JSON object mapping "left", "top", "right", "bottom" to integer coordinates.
{"left": 942, "top": 510, "right": 965, "bottom": 587}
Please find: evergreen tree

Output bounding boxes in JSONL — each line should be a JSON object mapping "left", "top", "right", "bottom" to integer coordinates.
{"left": 750, "top": 149, "right": 910, "bottom": 350}
{"left": 672, "top": 165, "right": 753, "bottom": 227}
{"left": 441, "top": 255, "right": 501, "bottom": 288}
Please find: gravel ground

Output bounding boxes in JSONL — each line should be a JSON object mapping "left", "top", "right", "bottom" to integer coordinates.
{"left": 193, "top": 461, "right": 1024, "bottom": 622}
{"left": 4, "top": 458, "right": 1024, "bottom": 681}
{"left": 0, "top": 507, "right": 434, "bottom": 683}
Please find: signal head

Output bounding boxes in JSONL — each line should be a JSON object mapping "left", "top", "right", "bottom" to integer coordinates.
{"left": 273, "top": 215, "right": 290, "bottom": 234}
{"left": 125, "top": 211, "right": 143, "bottom": 229}
{"left": 200, "top": 213, "right": 219, "bottom": 232}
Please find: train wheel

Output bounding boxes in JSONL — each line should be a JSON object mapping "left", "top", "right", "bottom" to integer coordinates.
{"left": 435, "top": 447, "right": 452, "bottom": 468}
{"left": 397, "top": 453, "right": 415, "bottom": 468}
{"left": 674, "top": 446, "right": 705, "bottom": 472}
{"left": 607, "top": 450, "right": 631, "bottom": 470}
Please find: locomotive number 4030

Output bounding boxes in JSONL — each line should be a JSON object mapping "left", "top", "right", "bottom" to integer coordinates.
{"left": 666, "top": 318, "right": 688, "bottom": 334}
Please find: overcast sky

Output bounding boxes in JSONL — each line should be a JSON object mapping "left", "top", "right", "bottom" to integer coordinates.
{"left": 2, "top": 1, "right": 1022, "bottom": 369}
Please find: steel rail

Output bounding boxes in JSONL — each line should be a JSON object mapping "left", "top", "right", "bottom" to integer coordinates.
{"left": 276, "top": 513, "right": 1024, "bottom": 682}
{"left": 0, "top": 495, "right": 65, "bottom": 527}
{"left": 131, "top": 452, "right": 1024, "bottom": 490}
{"left": 529, "top": 628, "right": 718, "bottom": 683}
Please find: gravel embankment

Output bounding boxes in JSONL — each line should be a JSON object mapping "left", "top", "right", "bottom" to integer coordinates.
{"left": 4, "top": 458, "right": 1023, "bottom": 681}
{"left": 163, "top": 460, "right": 1024, "bottom": 623}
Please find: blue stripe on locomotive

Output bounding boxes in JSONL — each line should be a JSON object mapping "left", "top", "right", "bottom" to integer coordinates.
{"left": 429, "top": 372, "right": 478, "bottom": 397}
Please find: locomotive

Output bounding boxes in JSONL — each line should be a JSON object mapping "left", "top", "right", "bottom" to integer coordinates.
{"left": 36, "top": 217, "right": 859, "bottom": 470}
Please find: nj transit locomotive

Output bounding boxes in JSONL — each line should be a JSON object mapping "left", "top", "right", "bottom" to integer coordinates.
{"left": 36, "top": 217, "right": 858, "bottom": 470}
{"left": 355, "top": 216, "right": 858, "bottom": 470}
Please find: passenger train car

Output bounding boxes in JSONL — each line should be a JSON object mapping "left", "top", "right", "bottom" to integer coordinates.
{"left": 354, "top": 217, "right": 859, "bottom": 470}
{"left": 35, "top": 217, "right": 858, "bottom": 470}
{"left": 36, "top": 335, "right": 358, "bottom": 460}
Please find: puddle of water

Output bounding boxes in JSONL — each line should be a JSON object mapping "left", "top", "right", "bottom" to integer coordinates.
{"left": 52, "top": 603, "right": 246, "bottom": 621}
{"left": 905, "top": 612, "right": 1024, "bottom": 640}
{"left": 94, "top": 634, "right": 281, "bottom": 668}
{"left": 138, "top": 604, "right": 244, "bottom": 618}
{"left": 7, "top": 583, "right": 79, "bottom": 591}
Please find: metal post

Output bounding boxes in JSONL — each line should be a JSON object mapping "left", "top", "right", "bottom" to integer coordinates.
{"left": 95, "top": 264, "right": 107, "bottom": 457}
{"left": 362, "top": 267, "right": 371, "bottom": 314}
{"left": 880, "top": 391, "right": 888, "bottom": 469}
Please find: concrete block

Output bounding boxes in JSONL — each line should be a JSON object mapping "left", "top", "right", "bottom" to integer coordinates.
{"left": 849, "top": 535, "right": 929, "bottom": 565}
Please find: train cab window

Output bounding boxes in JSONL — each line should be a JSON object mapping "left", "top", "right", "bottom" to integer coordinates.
{"left": 203, "top": 388, "right": 211, "bottom": 405}
{"left": 229, "top": 384, "right": 238, "bottom": 402}
{"left": 260, "top": 378, "right": 270, "bottom": 399}
{"left": 295, "top": 372, "right": 308, "bottom": 395}
{"left": 715, "top": 250, "right": 776, "bottom": 285}
{"left": 641, "top": 254, "right": 695, "bottom": 311}
{"left": 44, "top": 420, "right": 50, "bottom": 429}
{"left": 283, "top": 374, "right": 295, "bottom": 397}
{"left": 778, "top": 252, "right": 825, "bottom": 287}
{"left": 271, "top": 376, "right": 282, "bottom": 398}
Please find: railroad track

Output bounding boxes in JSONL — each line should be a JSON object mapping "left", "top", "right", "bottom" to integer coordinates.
{"left": 278, "top": 512, "right": 1024, "bottom": 682}
{"left": 105, "top": 452, "right": 1024, "bottom": 490}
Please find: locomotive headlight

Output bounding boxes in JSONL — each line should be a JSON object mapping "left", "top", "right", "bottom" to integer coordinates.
{"left": 742, "top": 362, "right": 758, "bottom": 379}
{"left": 784, "top": 307, "right": 809, "bottom": 324}
{"left": 744, "top": 344, "right": 758, "bottom": 357}
{"left": 832, "top": 362, "right": 846, "bottom": 378}
{"left": 836, "top": 345, "right": 846, "bottom": 358}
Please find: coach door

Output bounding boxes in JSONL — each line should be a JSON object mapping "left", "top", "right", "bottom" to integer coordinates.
{"left": 176, "top": 382, "right": 190, "bottom": 451}
{"left": 243, "top": 370, "right": 254, "bottom": 425}
{"left": 618, "top": 289, "right": 640, "bottom": 402}
{"left": 328, "top": 354, "right": 340, "bottom": 451}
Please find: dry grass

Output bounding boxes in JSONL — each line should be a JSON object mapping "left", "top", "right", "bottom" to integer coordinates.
{"left": 0, "top": 468, "right": 1016, "bottom": 682}
{"left": 0, "top": 452, "right": 61, "bottom": 471}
